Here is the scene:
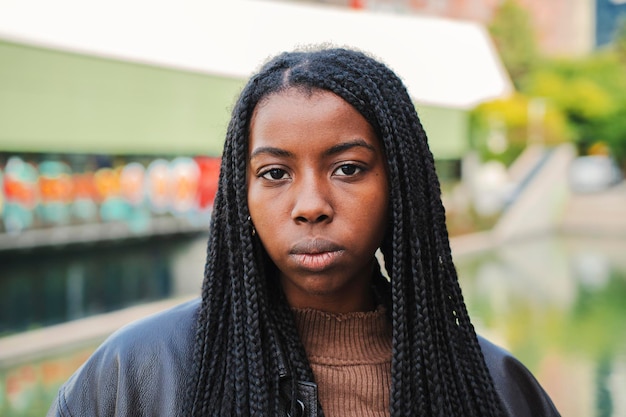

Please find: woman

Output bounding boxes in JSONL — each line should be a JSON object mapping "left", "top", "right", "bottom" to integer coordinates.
{"left": 48, "top": 47, "right": 560, "bottom": 416}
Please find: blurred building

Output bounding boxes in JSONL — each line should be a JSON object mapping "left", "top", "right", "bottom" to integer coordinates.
{"left": 0, "top": 0, "right": 512, "bottom": 245}
{"left": 0, "top": 0, "right": 512, "bottom": 159}
{"left": 596, "top": 0, "right": 626, "bottom": 48}
{"left": 311, "top": 0, "right": 626, "bottom": 56}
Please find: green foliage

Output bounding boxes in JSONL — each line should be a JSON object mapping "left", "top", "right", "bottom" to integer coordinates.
{"left": 472, "top": 44, "right": 626, "bottom": 171}
{"left": 475, "top": 0, "right": 626, "bottom": 172}
{"left": 524, "top": 53, "right": 626, "bottom": 167}
{"left": 470, "top": 92, "right": 570, "bottom": 166}
{"left": 598, "top": 105, "right": 626, "bottom": 171}
{"left": 488, "top": 0, "right": 539, "bottom": 89}
{"left": 614, "top": 16, "right": 626, "bottom": 63}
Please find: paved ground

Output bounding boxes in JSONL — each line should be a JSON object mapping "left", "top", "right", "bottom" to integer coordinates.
{"left": 560, "top": 182, "right": 626, "bottom": 236}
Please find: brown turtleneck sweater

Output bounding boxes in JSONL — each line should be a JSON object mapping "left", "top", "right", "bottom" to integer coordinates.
{"left": 292, "top": 306, "right": 392, "bottom": 417}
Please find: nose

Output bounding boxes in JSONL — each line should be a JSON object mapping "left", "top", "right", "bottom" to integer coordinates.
{"left": 291, "top": 174, "right": 333, "bottom": 224}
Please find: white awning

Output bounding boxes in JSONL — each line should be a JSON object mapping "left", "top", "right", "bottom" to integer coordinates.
{"left": 0, "top": 0, "right": 513, "bottom": 109}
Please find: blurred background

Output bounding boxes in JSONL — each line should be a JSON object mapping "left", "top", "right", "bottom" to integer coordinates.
{"left": 1, "top": 0, "right": 626, "bottom": 415}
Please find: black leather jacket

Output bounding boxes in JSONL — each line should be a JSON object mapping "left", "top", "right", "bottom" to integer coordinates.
{"left": 47, "top": 299, "right": 560, "bottom": 416}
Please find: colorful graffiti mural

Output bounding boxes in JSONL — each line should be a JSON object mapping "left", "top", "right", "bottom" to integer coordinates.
{"left": 0, "top": 154, "right": 221, "bottom": 235}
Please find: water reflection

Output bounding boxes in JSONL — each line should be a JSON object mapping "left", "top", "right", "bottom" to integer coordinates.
{"left": 1, "top": 345, "right": 98, "bottom": 417}
{"left": 455, "top": 235, "right": 626, "bottom": 417}
{"left": 0, "top": 234, "right": 207, "bottom": 336}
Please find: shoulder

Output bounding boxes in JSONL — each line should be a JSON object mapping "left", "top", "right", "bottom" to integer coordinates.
{"left": 477, "top": 335, "right": 561, "bottom": 417}
{"left": 88, "top": 297, "right": 201, "bottom": 368}
{"left": 106, "top": 297, "right": 201, "bottom": 354}
{"left": 47, "top": 298, "right": 201, "bottom": 417}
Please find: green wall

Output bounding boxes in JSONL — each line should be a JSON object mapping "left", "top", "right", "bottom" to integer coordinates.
{"left": 0, "top": 40, "right": 244, "bottom": 156}
{"left": 0, "top": 40, "right": 468, "bottom": 159}
{"left": 416, "top": 104, "right": 469, "bottom": 160}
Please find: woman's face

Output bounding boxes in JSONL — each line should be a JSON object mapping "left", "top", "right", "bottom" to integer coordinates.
{"left": 247, "top": 87, "right": 389, "bottom": 313}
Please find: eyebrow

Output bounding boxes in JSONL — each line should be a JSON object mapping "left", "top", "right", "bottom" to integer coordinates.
{"left": 323, "top": 139, "right": 376, "bottom": 157}
{"left": 249, "top": 147, "right": 294, "bottom": 160}
{"left": 249, "top": 139, "right": 375, "bottom": 161}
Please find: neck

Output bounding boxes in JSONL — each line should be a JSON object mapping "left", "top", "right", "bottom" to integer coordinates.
{"left": 282, "top": 266, "right": 378, "bottom": 313}
{"left": 293, "top": 291, "right": 377, "bottom": 313}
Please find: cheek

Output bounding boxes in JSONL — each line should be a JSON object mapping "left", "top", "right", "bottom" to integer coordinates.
{"left": 368, "top": 176, "right": 389, "bottom": 214}
{"left": 247, "top": 186, "right": 287, "bottom": 238}
{"left": 373, "top": 181, "right": 390, "bottom": 237}
{"left": 371, "top": 199, "right": 389, "bottom": 238}
{"left": 246, "top": 181, "right": 266, "bottom": 218}
{"left": 355, "top": 180, "right": 389, "bottom": 238}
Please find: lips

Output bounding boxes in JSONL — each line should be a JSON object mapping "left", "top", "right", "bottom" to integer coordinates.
{"left": 290, "top": 238, "right": 343, "bottom": 255}
{"left": 289, "top": 239, "right": 345, "bottom": 271}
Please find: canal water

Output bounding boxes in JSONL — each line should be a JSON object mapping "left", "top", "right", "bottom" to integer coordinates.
{"left": 454, "top": 235, "right": 626, "bottom": 417}
{"left": 0, "top": 234, "right": 208, "bottom": 337}
{"left": 1, "top": 233, "right": 625, "bottom": 416}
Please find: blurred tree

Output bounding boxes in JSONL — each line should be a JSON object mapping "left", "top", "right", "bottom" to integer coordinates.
{"left": 472, "top": 41, "right": 626, "bottom": 172}
{"left": 471, "top": 93, "right": 570, "bottom": 166}
{"left": 525, "top": 53, "right": 626, "bottom": 171}
{"left": 488, "top": 0, "right": 539, "bottom": 89}
{"left": 613, "top": 16, "right": 626, "bottom": 63}
{"left": 598, "top": 105, "right": 626, "bottom": 172}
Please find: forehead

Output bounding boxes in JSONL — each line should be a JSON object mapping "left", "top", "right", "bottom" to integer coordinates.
{"left": 254, "top": 87, "right": 345, "bottom": 118}
{"left": 249, "top": 88, "right": 372, "bottom": 138}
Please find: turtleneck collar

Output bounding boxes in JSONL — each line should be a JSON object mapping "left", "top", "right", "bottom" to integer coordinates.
{"left": 291, "top": 305, "right": 392, "bottom": 365}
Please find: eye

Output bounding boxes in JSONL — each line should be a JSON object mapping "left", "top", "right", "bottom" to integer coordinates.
{"left": 260, "top": 168, "right": 289, "bottom": 180}
{"left": 333, "top": 164, "right": 362, "bottom": 177}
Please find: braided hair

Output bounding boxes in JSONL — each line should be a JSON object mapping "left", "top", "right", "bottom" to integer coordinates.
{"left": 184, "top": 47, "right": 505, "bottom": 416}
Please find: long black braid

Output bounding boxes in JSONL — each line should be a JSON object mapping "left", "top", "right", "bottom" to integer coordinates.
{"left": 184, "top": 47, "right": 505, "bottom": 416}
